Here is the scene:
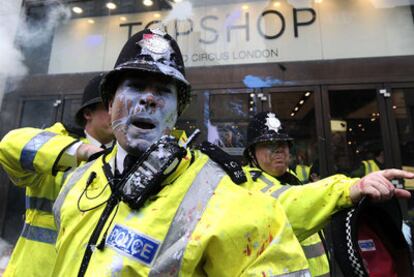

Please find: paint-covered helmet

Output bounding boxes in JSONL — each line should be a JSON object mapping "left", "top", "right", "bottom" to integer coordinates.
{"left": 100, "top": 28, "right": 191, "bottom": 115}
{"left": 244, "top": 112, "right": 293, "bottom": 160}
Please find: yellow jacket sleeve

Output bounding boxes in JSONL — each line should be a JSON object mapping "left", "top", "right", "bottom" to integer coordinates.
{"left": 0, "top": 123, "right": 79, "bottom": 187}
{"left": 270, "top": 174, "right": 358, "bottom": 240}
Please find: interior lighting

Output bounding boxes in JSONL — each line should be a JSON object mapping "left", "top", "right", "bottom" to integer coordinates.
{"left": 249, "top": 107, "right": 254, "bottom": 111}
{"left": 315, "top": 0, "right": 323, "bottom": 3}
{"left": 356, "top": 150, "right": 360, "bottom": 154}
{"left": 174, "top": 0, "right": 183, "bottom": 2}
{"left": 273, "top": 1, "right": 281, "bottom": 7}
{"left": 392, "top": 105, "right": 397, "bottom": 109}
{"left": 120, "top": 16, "right": 127, "bottom": 21}
{"left": 294, "top": 107, "right": 299, "bottom": 111}
{"left": 290, "top": 113, "right": 295, "bottom": 117}
{"left": 250, "top": 93, "right": 255, "bottom": 97}
{"left": 348, "top": 141, "right": 352, "bottom": 145}
{"left": 371, "top": 118, "right": 376, "bottom": 122}
{"left": 106, "top": 2, "right": 117, "bottom": 9}
{"left": 361, "top": 128, "right": 365, "bottom": 131}
{"left": 143, "top": 0, "right": 154, "bottom": 6}
{"left": 371, "top": 112, "right": 376, "bottom": 116}
{"left": 358, "top": 123, "right": 362, "bottom": 128}
{"left": 87, "top": 19, "right": 95, "bottom": 24}
{"left": 154, "top": 13, "right": 161, "bottom": 18}
{"left": 250, "top": 101, "right": 254, "bottom": 105}
{"left": 299, "top": 100, "right": 305, "bottom": 105}
{"left": 349, "top": 128, "right": 352, "bottom": 132}
{"left": 242, "top": 5, "right": 249, "bottom": 10}
{"left": 305, "top": 91, "right": 311, "bottom": 97}
{"left": 72, "top": 6, "right": 83, "bottom": 14}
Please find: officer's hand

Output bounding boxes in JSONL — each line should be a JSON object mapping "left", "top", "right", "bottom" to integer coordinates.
{"left": 76, "top": 143, "right": 103, "bottom": 163}
{"left": 350, "top": 169, "right": 413, "bottom": 204}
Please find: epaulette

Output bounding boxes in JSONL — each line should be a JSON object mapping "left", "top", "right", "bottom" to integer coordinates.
{"left": 197, "top": 141, "right": 247, "bottom": 185}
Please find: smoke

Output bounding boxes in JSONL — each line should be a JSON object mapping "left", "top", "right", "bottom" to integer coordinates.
{"left": 162, "top": 1, "right": 193, "bottom": 25}
{"left": 16, "top": 4, "right": 71, "bottom": 48}
{"left": 0, "top": 1, "right": 70, "bottom": 79}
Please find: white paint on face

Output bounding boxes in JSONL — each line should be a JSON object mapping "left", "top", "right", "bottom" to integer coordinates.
{"left": 109, "top": 73, "right": 178, "bottom": 155}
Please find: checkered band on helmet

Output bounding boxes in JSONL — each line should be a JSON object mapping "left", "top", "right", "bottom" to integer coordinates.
{"left": 243, "top": 112, "right": 293, "bottom": 159}
{"left": 100, "top": 28, "right": 191, "bottom": 116}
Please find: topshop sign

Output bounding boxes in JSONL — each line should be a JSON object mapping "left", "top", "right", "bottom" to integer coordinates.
{"left": 48, "top": 1, "right": 414, "bottom": 73}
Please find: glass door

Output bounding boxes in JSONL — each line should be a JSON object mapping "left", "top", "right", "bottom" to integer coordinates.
{"left": 323, "top": 85, "right": 389, "bottom": 177}
{"left": 262, "top": 86, "right": 323, "bottom": 183}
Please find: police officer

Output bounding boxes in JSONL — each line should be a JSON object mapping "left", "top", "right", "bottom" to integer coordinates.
{"left": 351, "top": 142, "right": 384, "bottom": 177}
{"left": 75, "top": 73, "right": 114, "bottom": 149}
{"left": 0, "top": 29, "right": 313, "bottom": 276}
{"left": 1, "top": 74, "right": 113, "bottom": 277}
{"left": 242, "top": 112, "right": 413, "bottom": 277}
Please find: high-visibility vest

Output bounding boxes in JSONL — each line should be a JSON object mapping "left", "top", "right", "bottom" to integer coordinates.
{"left": 295, "top": 164, "right": 311, "bottom": 184}
{"left": 1, "top": 127, "right": 311, "bottom": 276}
{"left": 362, "top": 160, "right": 380, "bottom": 175}
{"left": 243, "top": 166, "right": 359, "bottom": 276}
{"left": 0, "top": 123, "right": 81, "bottom": 277}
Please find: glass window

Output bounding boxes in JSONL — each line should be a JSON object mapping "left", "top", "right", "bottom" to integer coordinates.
{"left": 268, "top": 90, "right": 318, "bottom": 183}
{"left": 61, "top": 96, "right": 82, "bottom": 128}
{"left": 20, "top": 99, "right": 57, "bottom": 128}
{"left": 391, "top": 88, "right": 414, "bottom": 186}
{"left": 207, "top": 89, "right": 253, "bottom": 155}
{"left": 328, "top": 89, "right": 384, "bottom": 176}
{"left": 175, "top": 94, "right": 200, "bottom": 142}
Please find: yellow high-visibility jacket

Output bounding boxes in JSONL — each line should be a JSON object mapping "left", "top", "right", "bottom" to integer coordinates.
{"left": 0, "top": 127, "right": 311, "bottom": 276}
{"left": 0, "top": 123, "right": 82, "bottom": 277}
{"left": 295, "top": 164, "right": 311, "bottom": 184}
{"left": 243, "top": 166, "right": 359, "bottom": 276}
{"left": 362, "top": 160, "right": 380, "bottom": 175}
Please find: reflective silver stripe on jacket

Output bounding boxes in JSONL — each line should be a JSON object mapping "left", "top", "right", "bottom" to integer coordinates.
{"left": 255, "top": 172, "right": 274, "bottom": 193}
{"left": 53, "top": 161, "right": 94, "bottom": 231}
{"left": 299, "top": 165, "right": 308, "bottom": 182}
{"left": 258, "top": 175, "right": 292, "bottom": 199}
{"left": 149, "top": 159, "right": 225, "bottom": 276}
{"left": 21, "top": 223, "right": 57, "bottom": 244}
{"left": 302, "top": 241, "right": 326, "bottom": 259}
{"left": 270, "top": 185, "right": 291, "bottom": 199}
{"left": 20, "top": 131, "right": 56, "bottom": 171}
{"left": 272, "top": 269, "right": 312, "bottom": 277}
{"left": 26, "top": 196, "right": 54, "bottom": 212}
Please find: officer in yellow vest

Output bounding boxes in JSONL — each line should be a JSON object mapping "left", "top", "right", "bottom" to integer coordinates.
{"left": 294, "top": 153, "right": 311, "bottom": 184}
{"left": 241, "top": 112, "right": 413, "bottom": 277}
{"left": 1, "top": 74, "right": 114, "bottom": 277}
{"left": 351, "top": 143, "right": 384, "bottom": 177}
{"left": 0, "top": 29, "right": 313, "bottom": 276}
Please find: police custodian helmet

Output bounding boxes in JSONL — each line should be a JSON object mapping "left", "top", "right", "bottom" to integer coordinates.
{"left": 244, "top": 112, "right": 293, "bottom": 160}
{"left": 330, "top": 197, "right": 413, "bottom": 276}
{"left": 100, "top": 28, "right": 191, "bottom": 115}
{"left": 75, "top": 73, "right": 105, "bottom": 127}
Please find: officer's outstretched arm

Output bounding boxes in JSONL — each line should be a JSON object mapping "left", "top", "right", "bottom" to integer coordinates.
{"left": 0, "top": 124, "right": 79, "bottom": 187}
{"left": 349, "top": 169, "right": 413, "bottom": 203}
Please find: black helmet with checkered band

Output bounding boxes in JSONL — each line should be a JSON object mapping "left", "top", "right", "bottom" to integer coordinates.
{"left": 243, "top": 112, "right": 293, "bottom": 161}
{"left": 100, "top": 28, "right": 191, "bottom": 115}
{"left": 330, "top": 197, "right": 412, "bottom": 277}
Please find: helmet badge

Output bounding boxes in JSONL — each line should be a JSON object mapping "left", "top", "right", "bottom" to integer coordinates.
{"left": 265, "top": 112, "right": 281, "bottom": 133}
{"left": 138, "top": 32, "right": 172, "bottom": 62}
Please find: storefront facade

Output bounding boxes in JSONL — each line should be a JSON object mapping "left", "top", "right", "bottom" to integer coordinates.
{"left": 1, "top": 0, "right": 414, "bottom": 255}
